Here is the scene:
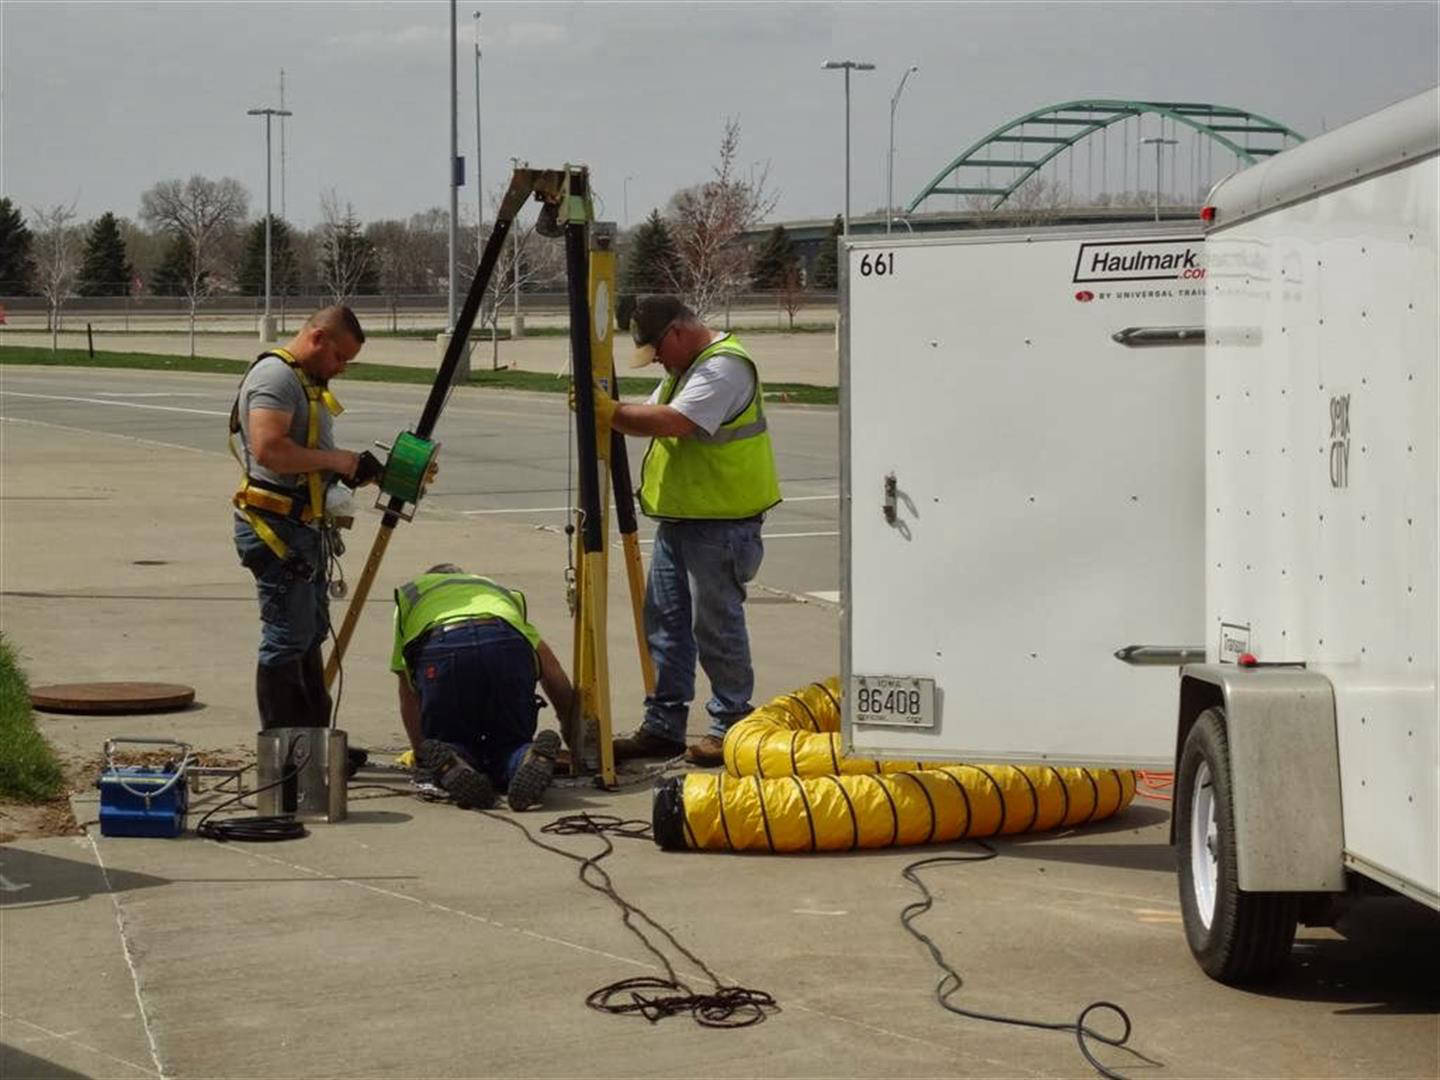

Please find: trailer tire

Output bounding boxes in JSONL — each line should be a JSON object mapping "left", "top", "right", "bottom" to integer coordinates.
{"left": 1176, "top": 707, "right": 1298, "bottom": 984}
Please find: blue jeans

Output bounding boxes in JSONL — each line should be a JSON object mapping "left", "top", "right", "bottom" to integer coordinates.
{"left": 234, "top": 514, "right": 330, "bottom": 666}
{"left": 408, "top": 620, "right": 540, "bottom": 788}
{"left": 641, "top": 518, "right": 764, "bottom": 743}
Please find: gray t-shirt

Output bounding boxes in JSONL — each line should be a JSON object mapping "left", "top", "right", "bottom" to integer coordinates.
{"left": 235, "top": 354, "right": 335, "bottom": 489}
{"left": 646, "top": 337, "right": 756, "bottom": 436}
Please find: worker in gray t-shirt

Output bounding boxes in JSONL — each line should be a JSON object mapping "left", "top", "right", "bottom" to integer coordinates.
{"left": 230, "top": 305, "right": 379, "bottom": 739}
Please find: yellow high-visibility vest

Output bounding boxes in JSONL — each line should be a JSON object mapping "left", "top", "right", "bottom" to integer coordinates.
{"left": 638, "top": 335, "right": 782, "bottom": 520}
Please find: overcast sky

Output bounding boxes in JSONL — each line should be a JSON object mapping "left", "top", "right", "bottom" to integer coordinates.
{"left": 1, "top": 1, "right": 1436, "bottom": 231}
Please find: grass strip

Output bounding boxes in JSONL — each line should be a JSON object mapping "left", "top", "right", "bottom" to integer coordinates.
{"left": 0, "top": 635, "right": 65, "bottom": 802}
{"left": 0, "top": 346, "right": 837, "bottom": 404}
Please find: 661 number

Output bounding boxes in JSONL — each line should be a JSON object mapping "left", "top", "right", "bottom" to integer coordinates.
{"left": 858, "top": 252, "right": 895, "bottom": 277}
{"left": 857, "top": 685, "right": 922, "bottom": 716}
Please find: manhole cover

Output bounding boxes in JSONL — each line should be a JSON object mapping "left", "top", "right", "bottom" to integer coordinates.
{"left": 29, "top": 682, "right": 195, "bottom": 715}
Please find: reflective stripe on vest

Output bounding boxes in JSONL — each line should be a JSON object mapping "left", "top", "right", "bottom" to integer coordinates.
{"left": 637, "top": 334, "right": 782, "bottom": 521}
{"left": 391, "top": 574, "right": 541, "bottom": 674}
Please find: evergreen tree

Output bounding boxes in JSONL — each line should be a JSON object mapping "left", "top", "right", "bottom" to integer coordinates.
{"left": 617, "top": 209, "right": 680, "bottom": 328}
{"left": 812, "top": 214, "right": 842, "bottom": 290}
{"left": 320, "top": 212, "right": 380, "bottom": 301}
{"left": 750, "top": 224, "right": 795, "bottom": 289}
{"left": 77, "top": 212, "right": 134, "bottom": 297}
{"left": 0, "top": 197, "right": 36, "bottom": 295}
{"left": 237, "top": 216, "right": 301, "bottom": 297}
{"left": 151, "top": 233, "right": 203, "bottom": 297}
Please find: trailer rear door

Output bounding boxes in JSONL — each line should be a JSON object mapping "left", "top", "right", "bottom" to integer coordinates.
{"left": 841, "top": 225, "right": 1205, "bottom": 767}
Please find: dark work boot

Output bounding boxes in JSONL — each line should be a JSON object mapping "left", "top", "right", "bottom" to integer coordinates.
{"left": 256, "top": 660, "right": 310, "bottom": 731}
{"left": 300, "top": 644, "right": 365, "bottom": 776}
{"left": 299, "top": 644, "right": 334, "bottom": 728}
{"left": 418, "top": 740, "right": 496, "bottom": 810}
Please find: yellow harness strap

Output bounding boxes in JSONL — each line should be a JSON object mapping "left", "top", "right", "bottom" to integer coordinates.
{"left": 231, "top": 348, "right": 344, "bottom": 561}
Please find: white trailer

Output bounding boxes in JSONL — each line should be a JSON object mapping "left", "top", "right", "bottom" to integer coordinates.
{"left": 1171, "top": 87, "right": 1439, "bottom": 983}
{"left": 840, "top": 86, "right": 1438, "bottom": 985}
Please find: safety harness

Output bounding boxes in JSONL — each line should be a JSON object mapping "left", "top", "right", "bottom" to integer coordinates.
{"left": 229, "top": 348, "right": 344, "bottom": 561}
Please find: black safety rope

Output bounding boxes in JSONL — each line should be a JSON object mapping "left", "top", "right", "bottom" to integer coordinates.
{"left": 899, "top": 844, "right": 1158, "bottom": 1079}
{"left": 481, "top": 811, "right": 777, "bottom": 1029}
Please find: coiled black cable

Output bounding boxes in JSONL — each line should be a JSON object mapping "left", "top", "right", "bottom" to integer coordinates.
{"left": 483, "top": 811, "right": 777, "bottom": 1029}
{"left": 900, "top": 845, "right": 1158, "bottom": 1080}
{"left": 193, "top": 741, "right": 311, "bottom": 843}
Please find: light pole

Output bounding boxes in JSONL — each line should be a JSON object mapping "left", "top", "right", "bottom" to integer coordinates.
{"left": 623, "top": 174, "right": 635, "bottom": 229}
{"left": 509, "top": 156, "right": 523, "bottom": 340}
{"left": 1142, "top": 136, "right": 1178, "bottom": 222}
{"left": 887, "top": 65, "right": 918, "bottom": 234}
{"left": 821, "top": 59, "right": 875, "bottom": 236}
{"left": 246, "top": 105, "right": 292, "bottom": 343}
{"left": 473, "top": 10, "right": 483, "bottom": 264}
{"left": 448, "top": 0, "right": 460, "bottom": 332}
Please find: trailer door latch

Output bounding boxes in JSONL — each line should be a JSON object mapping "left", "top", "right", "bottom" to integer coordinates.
{"left": 883, "top": 472, "right": 898, "bottom": 525}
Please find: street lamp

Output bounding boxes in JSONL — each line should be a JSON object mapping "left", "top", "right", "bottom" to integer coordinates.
{"left": 1142, "top": 136, "right": 1178, "bottom": 222}
{"left": 623, "top": 174, "right": 635, "bottom": 229}
{"left": 473, "top": 10, "right": 483, "bottom": 263}
{"left": 821, "top": 59, "right": 875, "bottom": 236}
{"left": 246, "top": 105, "right": 292, "bottom": 343}
{"left": 887, "top": 65, "right": 918, "bottom": 234}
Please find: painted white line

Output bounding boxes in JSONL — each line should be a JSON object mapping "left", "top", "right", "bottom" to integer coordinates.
{"left": 0, "top": 390, "right": 227, "bottom": 418}
{"left": 807, "top": 590, "right": 841, "bottom": 604}
{"left": 792, "top": 908, "right": 848, "bottom": 916}
{"left": 461, "top": 506, "right": 570, "bottom": 516}
{"left": 0, "top": 1011, "right": 159, "bottom": 1078}
{"left": 0, "top": 415, "right": 228, "bottom": 457}
{"left": 85, "top": 834, "right": 167, "bottom": 1079}
{"left": 95, "top": 392, "right": 209, "bottom": 399}
{"left": 780, "top": 494, "right": 838, "bottom": 502}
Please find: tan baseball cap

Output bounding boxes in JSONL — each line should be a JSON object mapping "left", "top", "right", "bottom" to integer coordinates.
{"left": 628, "top": 295, "right": 692, "bottom": 368}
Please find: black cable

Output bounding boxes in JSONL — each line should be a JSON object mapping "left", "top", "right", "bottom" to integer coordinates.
{"left": 482, "top": 811, "right": 777, "bottom": 1029}
{"left": 899, "top": 845, "right": 1159, "bottom": 1080}
{"left": 193, "top": 741, "right": 311, "bottom": 843}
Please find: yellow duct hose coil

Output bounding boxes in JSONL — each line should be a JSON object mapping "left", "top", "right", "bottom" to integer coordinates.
{"left": 652, "top": 679, "right": 1137, "bottom": 853}
{"left": 667, "top": 765, "right": 1135, "bottom": 853}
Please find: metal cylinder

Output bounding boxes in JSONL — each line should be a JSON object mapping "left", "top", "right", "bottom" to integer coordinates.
{"left": 256, "top": 727, "right": 348, "bottom": 822}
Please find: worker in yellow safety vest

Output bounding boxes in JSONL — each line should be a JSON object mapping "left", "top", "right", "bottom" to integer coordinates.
{"left": 230, "top": 305, "right": 380, "bottom": 739}
{"left": 392, "top": 565, "right": 575, "bottom": 811}
{"left": 587, "top": 294, "right": 781, "bottom": 767}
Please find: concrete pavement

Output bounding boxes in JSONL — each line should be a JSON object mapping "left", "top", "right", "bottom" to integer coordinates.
{"left": 2, "top": 365, "right": 1437, "bottom": 1079}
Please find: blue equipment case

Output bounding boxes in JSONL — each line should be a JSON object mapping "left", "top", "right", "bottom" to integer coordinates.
{"left": 98, "top": 738, "right": 190, "bottom": 838}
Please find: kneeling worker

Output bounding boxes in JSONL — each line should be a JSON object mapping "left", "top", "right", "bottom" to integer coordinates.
{"left": 392, "top": 565, "right": 574, "bottom": 811}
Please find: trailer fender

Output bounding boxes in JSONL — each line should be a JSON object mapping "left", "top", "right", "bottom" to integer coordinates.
{"left": 1175, "top": 664, "right": 1345, "bottom": 892}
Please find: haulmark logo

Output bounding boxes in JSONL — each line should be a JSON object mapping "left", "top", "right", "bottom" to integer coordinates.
{"left": 1073, "top": 238, "right": 1205, "bottom": 284}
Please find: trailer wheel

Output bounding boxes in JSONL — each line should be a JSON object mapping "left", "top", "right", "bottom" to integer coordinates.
{"left": 1175, "top": 707, "right": 1298, "bottom": 984}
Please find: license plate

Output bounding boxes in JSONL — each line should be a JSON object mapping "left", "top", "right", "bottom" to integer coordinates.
{"left": 852, "top": 675, "right": 936, "bottom": 729}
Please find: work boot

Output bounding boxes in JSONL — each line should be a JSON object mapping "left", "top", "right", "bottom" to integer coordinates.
{"left": 610, "top": 728, "right": 686, "bottom": 762}
{"left": 256, "top": 660, "right": 310, "bottom": 731}
{"left": 417, "top": 740, "right": 496, "bottom": 810}
{"left": 684, "top": 734, "right": 726, "bottom": 768}
{"left": 299, "top": 644, "right": 366, "bottom": 776}
{"left": 507, "top": 730, "right": 561, "bottom": 811}
{"left": 299, "top": 644, "right": 333, "bottom": 727}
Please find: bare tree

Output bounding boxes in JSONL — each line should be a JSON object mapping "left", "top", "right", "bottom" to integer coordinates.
{"left": 777, "top": 260, "right": 807, "bottom": 331}
{"left": 966, "top": 176, "right": 1072, "bottom": 227}
{"left": 30, "top": 202, "right": 81, "bottom": 351}
{"left": 140, "top": 175, "right": 249, "bottom": 356}
{"left": 317, "top": 189, "right": 377, "bottom": 307}
{"left": 664, "top": 118, "right": 777, "bottom": 320}
{"left": 367, "top": 218, "right": 427, "bottom": 331}
{"left": 475, "top": 194, "right": 565, "bottom": 370}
